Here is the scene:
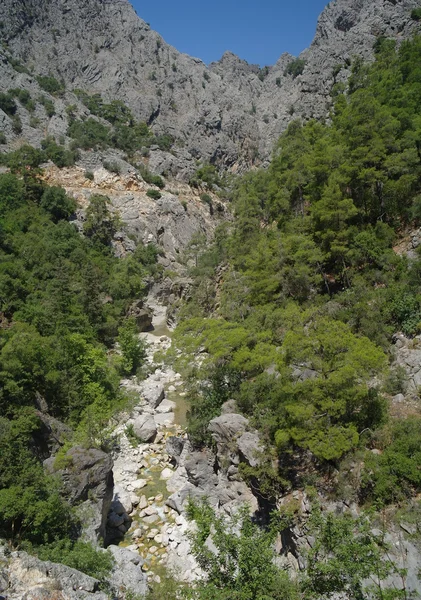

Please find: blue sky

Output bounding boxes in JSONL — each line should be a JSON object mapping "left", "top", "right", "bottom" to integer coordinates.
{"left": 130, "top": 0, "right": 329, "bottom": 66}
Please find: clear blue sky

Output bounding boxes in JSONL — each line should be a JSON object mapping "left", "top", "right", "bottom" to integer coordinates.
{"left": 130, "top": 0, "right": 329, "bottom": 66}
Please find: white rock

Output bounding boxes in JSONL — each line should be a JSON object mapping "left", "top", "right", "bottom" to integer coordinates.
{"left": 160, "top": 467, "right": 174, "bottom": 480}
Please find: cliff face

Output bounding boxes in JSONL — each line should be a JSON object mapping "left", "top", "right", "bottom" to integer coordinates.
{"left": 0, "top": 0, "right": 420, "bottom": 170}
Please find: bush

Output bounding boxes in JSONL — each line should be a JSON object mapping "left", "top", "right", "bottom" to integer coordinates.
{"left": 36, "top": 540, "right": 114, "bottom": 580}
{"left": 0, "top": 132, "right": 6, "bottom": 144}
{"left": 0, "top": 92, "right": 17, "bottom": 116}
{"left": 68, "top": 118, "right": 110, "bottom": 150}
{"left": 117, "top": 318, "right": 147, "bottom": 375}
{"left": 11, "top": 115, "right": 22, "bottom": 134}
{"left": 36, "top": 75, "right": 65, "bottom": 96}
{"left": 39, "top": 95, "right": 55, "bottom": 117}
{"left": 361, "top": 418, "right": 421, "bottom": 504}
{"left": 411, "top": 8, "right": 421, "bottom": 20}
{"left": 146, "top": 189, "right": 162, "bottom": 200}
{"left": 8, "top": 88, "right": 35, "bottom": 111}
{"left": 85, "top": 170, "right": 94, "bottom": 181}
{"left": 41, "top": 137, "right": 78, "bottom": 168}
{"left": 40, "top": 186, "right": 77, "bottom": 222}
{"left": 103, "top": 160, "right": 121, "bottom": 175}
{"left": 284, "top": 58, "right": 306, "bottom": 78}
{"left": 138, "top": 165, "right": 164, "bottom": 188}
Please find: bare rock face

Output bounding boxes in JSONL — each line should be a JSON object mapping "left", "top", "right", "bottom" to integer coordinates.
{"left": 208, "top": 413, "right": 263, "bottom": 470}
{"left": 45, "top": 446, "right": 113, "bottom": 544}
{"left": 0, "top": 0, "right": 419, "bottom": 170}
{"left": 4, "top": 551, "right": 108, "bottom": 600}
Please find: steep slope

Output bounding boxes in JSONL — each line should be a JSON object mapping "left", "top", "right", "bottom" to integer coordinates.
{"left": 0, "top": 0, "right": 420, "bottom": 170}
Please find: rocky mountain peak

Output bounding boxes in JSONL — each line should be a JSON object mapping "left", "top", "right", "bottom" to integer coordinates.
{"left": 0, "top": 0, "right": 420, "bottom": 172}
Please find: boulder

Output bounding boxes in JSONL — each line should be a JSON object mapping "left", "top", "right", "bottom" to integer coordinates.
{"left": 140, "top": 381, "right": 165, "bottom": 409}
{"left": 107, "top": 546, "right": 147, "bottom": 598}
{"left": 133, "top": 413, "right": 157, "bottom": 442}
{"left": 6, "top": 552, "right": 108, "bottom": 599}
{"left": 237, "top": 431, "right": 262, "bottom": 468}
{"left": 50, "top": 446, "right": 113, "bottom": 543}
{"left": 166, "top": 436, "right": 185, "bottom": 464}
{"left": 184, "top": 451, "right": 218, "bottom": 488}
{"left": 208, "top": 413, "right": 249, "bottom": 444}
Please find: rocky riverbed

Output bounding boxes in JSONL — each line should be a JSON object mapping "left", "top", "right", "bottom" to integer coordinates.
{"left": 105, "top": 297, "right": 203, "bottom": 585}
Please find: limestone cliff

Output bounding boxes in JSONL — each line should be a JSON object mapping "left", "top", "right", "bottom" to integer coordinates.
{"left": 0, "top": 0, "right": 420, "bottom": 172}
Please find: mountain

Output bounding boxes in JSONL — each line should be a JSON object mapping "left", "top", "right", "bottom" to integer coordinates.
{"left": 0, "top": 0, "right": 420, "bottom": 175}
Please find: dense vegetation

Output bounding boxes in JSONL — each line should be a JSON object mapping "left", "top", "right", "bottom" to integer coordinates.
{"left": 173, "top": 36, "right": 421, "bottom": 506}
{"left": 0, "top": 155, "right": 158, "bottom": 561}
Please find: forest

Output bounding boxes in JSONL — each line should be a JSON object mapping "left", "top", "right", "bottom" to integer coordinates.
{"left": 174, "top": 36, "right": 421, "bottom": 509}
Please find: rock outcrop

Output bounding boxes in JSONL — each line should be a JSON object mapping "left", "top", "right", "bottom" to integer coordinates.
{"left": 45, "top": 446, "right": 113, "bottom": 544}
{"left": 0, "top": 0, "right": 419, "bottom": 171}
{"left": 1, "top": 550, "right": 109, "bottom": 600}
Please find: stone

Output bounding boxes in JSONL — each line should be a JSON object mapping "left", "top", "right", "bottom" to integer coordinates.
{"left": 138, "top": 495, "right": 148, "bottom": 510}
{"left": 140, "top": 381, "right": 165, "bottom": 409}
{"left": 132, "top": 479, "right": 148, "bottom": 490}
{"left": 154, "top": 412, "right": 175, "bottom": 426}
{"left": 155, "top": 399, "right": 176, "bottom": 414}
{"left": 237, "top": 431, "right": 262, "bottom": 467}
{"left": 160, "top": 467, "right": 174, "bottom": 480}
{"left": 133, "top": 414, "right": 157, "bottom": 442}
{"left": 107, "top": 546, "right": 147, "bottom": 597}
{"left": 53, "top": 446, "right": 113, "bottom": 544}
{"left": 166, "top": 436, "right": 185, "bottom": 463}
{"left": 184, "top": 451, "right": 218, "bottom": 488}
{"left": 208, "top": 414, "right": 249, "bottom": 444}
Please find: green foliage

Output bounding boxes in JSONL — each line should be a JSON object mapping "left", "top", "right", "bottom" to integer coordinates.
{"left": 284, "top": 58, "right": 306, "bottom": 78}
{"left": 411, "top": 8, "right": 421, "bottom": 21}
{"left": 138, "top": 165, "right": 165, "bottom": 188}
{"left": 361, "top": 418, "right": 421, "bottom": 505}
{"left": 146, "top": 188, "right": 162, "bottom": 200}
{"left": 40, "top": 186, "right": 77, "bottom": 222}
{"left": 36, "top": 75, "right": 65, "bottom": 95}
{"left": 41, "top": 137, "right": 78, "bottom": 168}
{"left": 185, "top": 500, "right": 298, "bottom": 600}
{"left": 38, "top": 95, "right": 55, "bottom": 117}
{"left": 302, "top": 505, "right": 407, "bottom": 600}
{"left": 103, "top": 160, "right": 121, "bottom": 175}
{"left": 83, "top": 194, "right": 120, "bottom": 247}
{"left": 190, "top": 164, "right": 221, "bottom": 189}
{"left": 36, "top": 540, "right": 114, "bottom": 579}
{"left": 0, "top": 92, "right": 17, "bottom": 116}
{"left": 68, "top": 118, "right": 110, "bottom": 150}
{"left": 117, "top": 318, "right": 147, "bottom": 375}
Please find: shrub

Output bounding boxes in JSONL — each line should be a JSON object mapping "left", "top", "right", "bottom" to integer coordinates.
{"left": 41, "top": 137, "right": 78, "bottom": 168}
{"left": 68, "top": 118, "right": 109, "bottom": 150}
{"left": 38, "top": 95, "right": 55, "bottom": 117}
{"left": 36, "top": 75, "right": 65, "bottom": 95}
{"left": 11, "top": 115, "right": 22, "bottom": 134}
{"left": 138, "top": 166, "right": 164, "bottom": 189}
{"left": 361, "top": 418, "right": 421, "bottom": 504}
{"left": 85, "top": 170, "right": 94, "bottom": 181}
{"left": 411, "top": 8, "right": 421, "bottom": 20}
{"left": 40, "top": 186, "right": 77, "bottom": 222}
{"left": 146, "top": 189, "right": 162, "bottom": 200}
{"left": 0, "top": 132, "right": 6, "bottom": 144}
{"left": 103, "top": 160, "right": 121, "bottom": 175}
{"left": 284, "top": 58, "right": 306, "bottom": 78}
{"left": 118, "top": 318, "right": 147, "bottom": 375}
{"left": 36, "top": 540, "right": 114, "bottom": 580}
{"left": 0, "top": 92, "right": 17, "bottom": 116}
{"left": 200, "top": 192, "right": 212, "bottom": 205}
